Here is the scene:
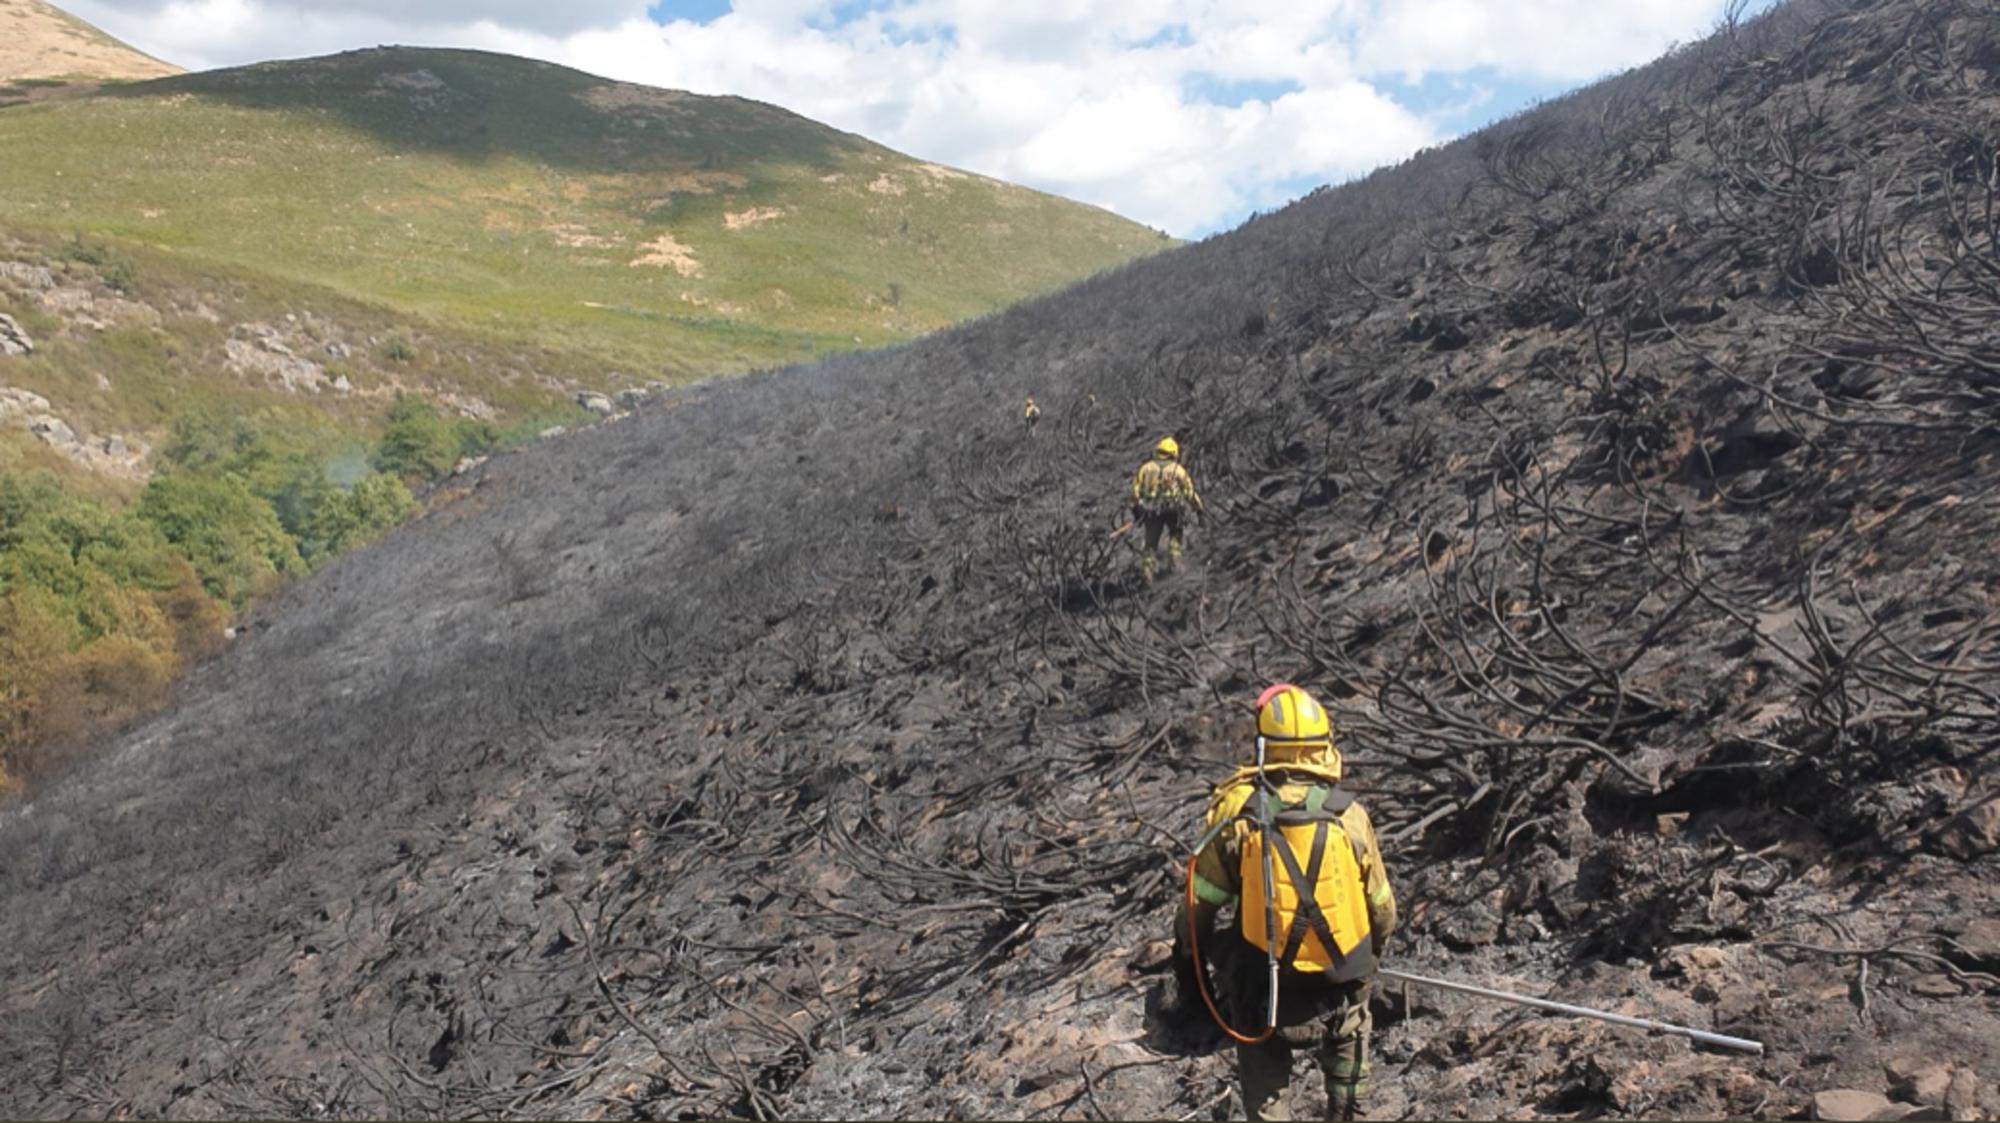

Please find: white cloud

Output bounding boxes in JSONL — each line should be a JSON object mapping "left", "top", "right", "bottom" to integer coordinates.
{"left": 61, "top": 0, "right": 1752, "bottom": 235}
{"left": 1352, "top": 0, "right": 1735, "bottom": 81}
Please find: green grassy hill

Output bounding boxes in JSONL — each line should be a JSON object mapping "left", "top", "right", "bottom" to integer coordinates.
{"left": 0, "top": 46, "right": 1172, "bottom": 379}
{"left": 0, "top": 37, "right": 1169, "bottom": 779}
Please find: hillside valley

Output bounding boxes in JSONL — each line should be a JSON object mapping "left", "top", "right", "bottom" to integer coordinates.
{"left": 0, "top": 0, "right": 1169, "bottom": 786}
{"left": 1, "top": 0, "right": 1997, "bottom": 1120}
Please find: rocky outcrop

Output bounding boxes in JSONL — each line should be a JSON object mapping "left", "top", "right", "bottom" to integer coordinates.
{"left": 225, "top": 324, "right": 330, "bottom": 393}
{"left": 1, "top": 385, "right": 150, "bottom": 478}
{"left": 35, "top": 287, "right": 161, "bottom": 332}
{"left": 0, "top": 262, "right": 56, "bottom": 291}
{"left": 575, "top": 390, "right": 615, "bottom": 417}
{"left": 0, "top": 386, "right": 51, "bottom": 422}
{"left": 27, "top": 412, "right": 74, "bottom": 447}
{"left": 0, "top": 313, "right": 31, "bottom": 356}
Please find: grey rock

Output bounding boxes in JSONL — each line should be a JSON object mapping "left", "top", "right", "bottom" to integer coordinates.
{"left": 1913, "top": 1068, "right": 1956, "bottom": 1107}
{"left": 325, "top": 341, "right": 352, "bottom": 359}
{"left": 225, "top": 330, "right": 326, "bottom": 393}
{"left": 28, "top": 413, "right": 77, "bottom": 448}
{"left": 1875, "top": 1108, "right": 1951, "bottom": 1122}
{"left": 614, "top": 387, "right": 650, "bottom": 409}
{"left": 1938, "top": 798, "right": 2000, "bottom": 859}
{"left": 538, "top": 425, "right": 567, "bottom": 439}
{"left": 1813, "top": 1090, "right": 1893, "bottom": 1121}
{"left": 576, "top": 391, "right": 615, "bottom": 417}
{"left": 0, "top": 312, "right": 32, "bottom": 356}
{"left": 1953, "top": 917, "right": 2000, "bottom": 971}
{"left": 0, "top": 261, "right": 55, "bottom": 290}
{"left": 39, "top": 286, "right": 98, "bottom": 319}
{"left": 1889, "top": 1060, "right": 1957, "bottom": 1108}
{"left": 0, "top": 386, "right": 53, "bottom": 422}
{"left": 1943, "top": 1070, "right": 1978, "bottom": 1120}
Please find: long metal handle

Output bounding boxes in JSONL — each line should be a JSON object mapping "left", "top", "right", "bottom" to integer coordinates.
{"left": 1255, "top": 737, "right": 1280, "bottom": 1031}
{"left": 1378, "top": 968, "right": 1765, "bottom": 1055}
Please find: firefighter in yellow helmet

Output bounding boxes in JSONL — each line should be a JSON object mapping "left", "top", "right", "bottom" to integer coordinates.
{"left": 1164, "top": 684, "right": 1396, "bottom": 1121}
{"left": 1130, "top": 435, "right": 1204, "bottom": 579}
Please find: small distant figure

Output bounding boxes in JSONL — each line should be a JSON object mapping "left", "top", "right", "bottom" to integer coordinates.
{"left": 1163, "top": 683, "right": 1397, "bottom": 1122}
{"left": 1023, "top": 396, "right": 1042, "bottom": 435}
{"left": 1129, "top": 435, "right": 1204, "bottom": 580}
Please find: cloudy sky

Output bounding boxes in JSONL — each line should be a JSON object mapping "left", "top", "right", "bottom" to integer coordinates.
{"left": 66, "top": 0, "right": 1775, "bottom": 237}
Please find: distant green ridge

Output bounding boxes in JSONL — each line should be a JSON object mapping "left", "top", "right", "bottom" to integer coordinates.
{"left": 0, "top": 46, "right": 1174, "bottom": 379}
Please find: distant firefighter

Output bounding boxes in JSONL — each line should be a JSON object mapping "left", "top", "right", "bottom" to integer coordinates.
{"left": 1128, "top": 435, "right": 1203, "bottom": 579}
{"left": 1023, "top": 396, "right": 1042, "bottom": 433}
{"left": 1164, "top": 684, "right": 1397, "bottom": 1122}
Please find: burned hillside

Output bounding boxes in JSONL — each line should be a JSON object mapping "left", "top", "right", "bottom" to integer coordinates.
{"left": 2, "top": 0, "right": 1997, "bottom": 1118}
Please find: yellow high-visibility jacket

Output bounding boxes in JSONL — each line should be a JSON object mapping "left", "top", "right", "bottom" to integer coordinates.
{"left": 1132, "top": 459, "right": 1200, "bottom": 512}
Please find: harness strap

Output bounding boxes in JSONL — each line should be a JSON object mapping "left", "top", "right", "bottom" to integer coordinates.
{"left": 1269, "top": 818, "right": 1347, "bottom": 967}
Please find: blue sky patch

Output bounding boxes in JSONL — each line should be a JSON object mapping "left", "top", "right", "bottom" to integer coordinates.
{"left": 807, "top": 0, "right": 882, "bottom": 31}
{"left": 647, "top": 0, "right": 731, "bottom": 25}
{"left": 1184, "top": 73, "right": 1302, "bottom": 109}
{"left": 1131, "top": 24, "right": 1194, "bottom": 50}
{"left": 1384, "top": 68, "right": 1574, "bottom": 135}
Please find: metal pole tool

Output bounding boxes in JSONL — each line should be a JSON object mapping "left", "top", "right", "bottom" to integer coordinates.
{"left": 1378, "top": 968, "right": 1765, "bottom": 1055}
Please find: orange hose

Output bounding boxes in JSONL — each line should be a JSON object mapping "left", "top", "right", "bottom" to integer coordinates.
{"left": 1184, "top": 850, "right": 1275, "bottom": 1045}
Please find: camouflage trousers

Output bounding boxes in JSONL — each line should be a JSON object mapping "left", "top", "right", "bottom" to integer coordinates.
{"left": 1230, "top": 976, "right": 1372, "bottom": 1121}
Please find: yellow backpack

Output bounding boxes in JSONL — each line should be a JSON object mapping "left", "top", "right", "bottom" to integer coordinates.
{"left": 1205, "top": 767, "right": 1375, "bottom": 981}
{"left": 1134, "top": 460, "right": 1189, "bottom": 508}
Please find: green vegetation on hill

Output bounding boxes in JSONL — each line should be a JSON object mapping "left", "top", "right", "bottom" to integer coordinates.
{"left": 0, "top": 397, "right": 485, "bottom": 778}
{"left": 0, "top": 46, "right": 1170, "bottom": 377}
{"left": 0, "top": 224, "right": 582, "bottom": 779}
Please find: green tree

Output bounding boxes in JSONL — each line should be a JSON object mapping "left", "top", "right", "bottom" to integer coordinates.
{"left": 309, "top": 471, "right": 417, "bottom": 559}
{"left": 136, "top": 472, "right": 303, "bottom": 605}
{"left": 250, "top": 453, "right": 338, "bottom": 545}
{"left": 1, "top": 472, "right": 206, "bottom": 636}
{"left": 373, "top": 393, "right": 458, "bottom": 482}
{"left": 160, "top": 408, "right": 261, "bottom": 472}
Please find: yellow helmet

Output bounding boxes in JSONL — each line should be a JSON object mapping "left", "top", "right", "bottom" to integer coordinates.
{"left": 1155, "top": 436, "right": 1180, "bottom": 460}
{"left": 1256, "top": 683, "right": 1331, "bottom": 747}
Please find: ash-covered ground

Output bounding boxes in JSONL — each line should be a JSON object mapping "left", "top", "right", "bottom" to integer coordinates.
{"left": 2, "top": 0, "right": 1996, "bottom": 1118}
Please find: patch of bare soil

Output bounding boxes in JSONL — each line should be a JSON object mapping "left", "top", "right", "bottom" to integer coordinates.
{"left": 724, "top": 205, "right": 790, "bottom": 230}
{"left": 0, "top": 2, "right": 1995, "bottom": 1120}
{"left": 0, "top": 0, "right": 180, "bottom": 81}
{"left": 629, "top": 231, "right": 702, "bottom": 275}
